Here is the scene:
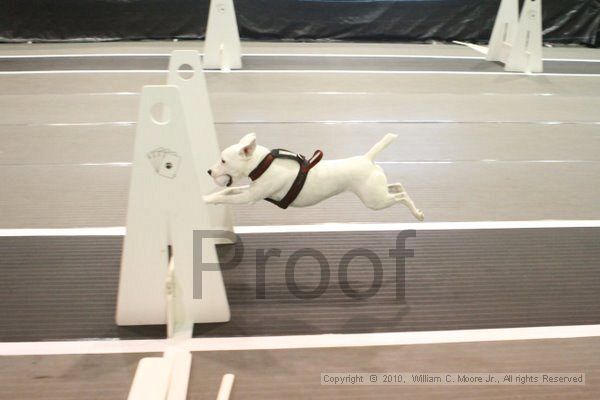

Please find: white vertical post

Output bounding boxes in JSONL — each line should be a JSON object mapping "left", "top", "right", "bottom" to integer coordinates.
{"left": 128, "top": 349, "right": 193, "bottom": 400}
{"left": 216, "top": 374, "right": 236, "bottom": 400}
{"left": 116, "top": 85, "right": 230, "bottom": 326}
{"left": 203, "top": 0, "right": 242, "bottom": 70}
{"left": 164, "top": 350, "right": 193, "bottom": 400}
{"left": 505, "top": 0, "right": 543, "bottom": 73}
{"left": 167, "top": 50, "right": 234, "bottom": 241}
{"left": 486, "top": 0, "right": 519, "bottom": 63}
{"left": 127, "top": 358, "right": 172, "bottom": 400}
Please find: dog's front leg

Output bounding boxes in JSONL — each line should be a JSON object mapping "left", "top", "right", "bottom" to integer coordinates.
{"left": 219, "top": 185, "right": 250, "bottom": 196}
{"left": 203, "top": 185, "right": 264, "bottom": 205}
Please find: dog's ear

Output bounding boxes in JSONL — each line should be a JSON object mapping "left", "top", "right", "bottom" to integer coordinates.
{"left": 238, "top": 133, "right": 257, "bottom": 158}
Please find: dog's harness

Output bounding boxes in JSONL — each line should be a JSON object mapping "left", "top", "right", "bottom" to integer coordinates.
{"left": 249, "top": 149, "right": 323, "bottom": 209}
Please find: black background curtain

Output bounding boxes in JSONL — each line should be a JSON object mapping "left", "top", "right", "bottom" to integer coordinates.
{"left": 2, "top": 0, "right": 599, "bottom": 47}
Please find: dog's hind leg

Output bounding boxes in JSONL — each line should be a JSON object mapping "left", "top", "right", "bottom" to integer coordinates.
{"left": 356, "top": 191, "right": 401, "bottom": 211}
{"left": 387, "top": 183, "right": 405, "bottom": 194}
{"left": 353, "top": 170, "right": 407, "bottom": 211}
{"left": 353, "top": 168, "right": 424, "bottom": 220}
{"left": 394, "top": 192, "right": 424, "bottom": 221}
{"left": 353, "top": 171, "right": 399, "bottom": 211}
{"left": 387, "top": 183, "right": 424, "bottom": 220}
{"left": 355, "top": 183, "right": 424, "bottom": 220}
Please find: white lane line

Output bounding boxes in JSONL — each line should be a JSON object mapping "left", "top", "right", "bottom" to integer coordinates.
{"left": 2, "top": 52, "right": 600, "bottom": 63}
{"left": 0, "top": 53, "right": 481, "bottom": 60}
{"left": 249, "top": 54, "right": 600, "bottom": 63}
{"left": 377, "top": 160, "right": 600, "bottom": 164}
{"left": 231, "top": 70, "right": 600, "bottom": 78}
{"left": 234, "top": 220, "right": 600, "bottom": 234}
{"left": 4, "top": 120, "right": 600, "bottom": 128}
{"left": 1, "top": 220, "right": 599, "bottom": 237}
{"left": 0, "top": 53, "right": 169, "bottom": 58}
{"left": 0, "top": 227, "right": 126, "bottom": 236}
{"left": 255, "top": 53, "right": 484, "bottom": 59}
{"left": 0, "top": 70, "right": 166, "bottom": 75}
{"left": 2, "top": 69, "right": 600, "bottom": 78}
{"left": 46, "top": 121, "right": 136, "bottom": 126}
{"left": 1, "top": 324, "right": 599, "bottom": 356}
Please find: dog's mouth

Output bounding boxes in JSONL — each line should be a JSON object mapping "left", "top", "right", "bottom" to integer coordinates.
{"left": 213, "top": 174, "right": 233, "bottom": 187}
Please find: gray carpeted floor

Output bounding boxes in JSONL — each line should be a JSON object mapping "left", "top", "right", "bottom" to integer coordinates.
{"left": 2, "top": 337, "right": 599, "bottom": 399}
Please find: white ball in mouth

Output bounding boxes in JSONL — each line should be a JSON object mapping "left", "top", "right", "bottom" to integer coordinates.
{"left": 215, "top": 175, "right": 231, "bottom": 187}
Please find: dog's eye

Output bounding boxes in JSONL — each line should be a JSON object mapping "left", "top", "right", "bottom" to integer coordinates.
{"left": 221, "top": 159, "right": 226, "bottom": 164}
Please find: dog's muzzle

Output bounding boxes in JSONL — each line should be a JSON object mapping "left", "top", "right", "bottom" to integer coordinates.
{"left": 208, "top": 169, "right": 233, "bottom": 187}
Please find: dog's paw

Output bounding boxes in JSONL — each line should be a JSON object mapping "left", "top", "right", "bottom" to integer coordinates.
{"left": 415, "top": 210, "right": 425, "bottom": 221}
{"left": 203, "top": 194, "right": 218, "bottom": 204}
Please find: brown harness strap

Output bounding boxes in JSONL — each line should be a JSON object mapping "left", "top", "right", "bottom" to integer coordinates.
{"left": 248, "top": 149, "right": 323, "bottom": 209}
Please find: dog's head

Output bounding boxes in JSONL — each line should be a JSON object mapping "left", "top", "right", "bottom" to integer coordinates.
{"left": 207, "top": 133, "right": 259, "bottom": 187}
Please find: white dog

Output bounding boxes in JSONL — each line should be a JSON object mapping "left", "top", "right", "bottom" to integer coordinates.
{"left": 204, "top": 133, "right": 424, "bottom": 220}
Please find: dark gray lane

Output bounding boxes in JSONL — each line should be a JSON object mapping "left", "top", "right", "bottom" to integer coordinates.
{"left": 1, "top": 55, "right": 600, "bottom": 74}
{"left": 2, "top": 339, "right": 600, "bottom": 399}
{"left": 1, "top": 228, "right": 598, "bottom": 342}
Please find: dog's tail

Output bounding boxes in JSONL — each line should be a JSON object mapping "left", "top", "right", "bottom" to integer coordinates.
{"left": 364, "top": 133, "right": 398, "bottom": 162}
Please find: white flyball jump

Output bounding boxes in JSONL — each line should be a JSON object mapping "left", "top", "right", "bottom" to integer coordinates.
{"left": 203, "top": 0, "right": 242, "bottom": 71}
{"left": 117, "top": 51, "right": 232, "bottom": 400}
{"left": 116, "top": 51, "right": 231, "bottom": 328}
{"left": 456, "top": 0, "right": 543, "bottom": 73}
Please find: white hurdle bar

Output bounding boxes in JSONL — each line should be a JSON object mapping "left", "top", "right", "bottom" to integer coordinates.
{"left": 456, "top": 0, "right": 543, "bottom": 73}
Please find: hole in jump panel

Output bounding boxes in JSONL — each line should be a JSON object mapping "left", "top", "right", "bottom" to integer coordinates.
{"left": 178, "top": 63, "right": 194, "bottom": 80}
{"left": 150, "top": 103, "right": 171, "bottom": 125}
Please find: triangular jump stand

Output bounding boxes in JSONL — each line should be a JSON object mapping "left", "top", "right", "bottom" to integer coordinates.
{"left": 456, "top": 0, "right": 543, "bottom": 73}
{"left": 203, "top": 0, "right": 242, "bottom": 71}
{"left": 117, "top": 51, "right": 232, "bottom": 400}
{"left": 117, "top": 52, "right": 231, "bottom": 327}
{"left": 117, "top": 84, "right": 230, "bottom": 328}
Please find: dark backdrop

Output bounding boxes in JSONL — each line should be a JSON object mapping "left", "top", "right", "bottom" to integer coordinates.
{"left": 2, "top": 0, "right": 599, "bottom": 46}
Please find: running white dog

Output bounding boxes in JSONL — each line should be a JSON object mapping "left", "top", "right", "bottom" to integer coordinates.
{"left": 204, "top": 133, "right": 424, "bottom": 220}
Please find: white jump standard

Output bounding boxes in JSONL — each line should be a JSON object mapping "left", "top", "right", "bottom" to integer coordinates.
{"left": 117, "top": 51, "right": 233, "bottom": 400}
{"left": 456, "top": 0, "right": 543, "bottom": 73}
{"left": 203, "top": 0, "right": 242, "bottom": 71}
{"left": 204, "top": 133, "right": 425, "bottom": 221}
